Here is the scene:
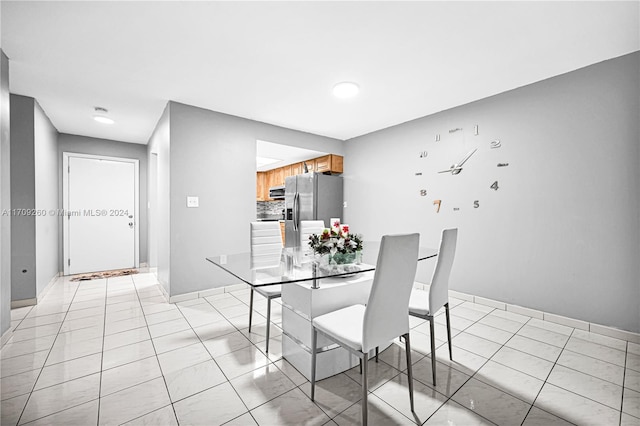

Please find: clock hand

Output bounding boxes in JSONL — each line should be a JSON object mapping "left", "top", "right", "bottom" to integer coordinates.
{"left": 456, "top": 148, "right": 477, "bottom": 167}
{"left": 438, "top": 148, "right": 478, "bottom": 174}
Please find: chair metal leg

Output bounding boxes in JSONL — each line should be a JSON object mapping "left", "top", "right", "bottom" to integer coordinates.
{"left": 375, "top": 346, "right": 379, "bottom": 363}
{"left": 265, "top": 298, "right": 272, "bottom": 353}
{"left": 361, "top": 354, "right": 368, "bottom": 426}
{"left": 310, "top": 328, "right": 318, "bottom": 401}
{"left": 429, "top": 316, "right": 437, "bottom": 386}
{"left": 404, "top": 333, "right": 415, "bottom": 412}
{"left": 445, "top": 303, "right": 453, "bottom": 360}
{"left": 248, "top": 288, "right": 254, "bottom": 333}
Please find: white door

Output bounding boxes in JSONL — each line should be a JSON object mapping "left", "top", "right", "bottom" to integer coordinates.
{"left": 64, "top": 154, "right": 138, "bottom": 275}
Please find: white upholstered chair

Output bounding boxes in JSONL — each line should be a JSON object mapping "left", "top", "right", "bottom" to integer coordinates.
{"left": 311, "top": 233, "right": 420, "bottom": 425}
{"left": 249, "top": 221, "right": 283, "bottom": 353}
{"left": 408, "top": 228, "right": 458, "bottom": 385}
{"left": 300, "top": 220, "right": 325, "bottom": 255}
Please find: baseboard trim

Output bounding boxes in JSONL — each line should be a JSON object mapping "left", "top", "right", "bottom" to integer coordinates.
{"left": 168, "top": 282, "right": 248, "bottom": 304}
{"left": 1, "top": 327, "right": 13, "bottom": 349}
{"left": 11, "top": 298, "right": 37, "bottom": 309}
{"left": 36, "top": 272, "right": 61, "bottom": 302}
{"left": 413, "top": 282, "right": 640, "bottom": 344}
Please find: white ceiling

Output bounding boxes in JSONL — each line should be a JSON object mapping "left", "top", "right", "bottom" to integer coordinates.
{"left": 2, "top": 1, "right": 638, "bottom": 146}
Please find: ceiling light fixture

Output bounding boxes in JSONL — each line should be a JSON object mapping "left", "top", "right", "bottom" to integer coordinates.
{"left": 93, "top": 107, "right": 114, "bottom": 125}
{"left": 332, "top": 81, "right": 359, "bottom": 99}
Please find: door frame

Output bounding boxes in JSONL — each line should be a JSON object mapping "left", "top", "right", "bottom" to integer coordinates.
{"left": 62, "top": 152, "right": 140, "bottom": 275}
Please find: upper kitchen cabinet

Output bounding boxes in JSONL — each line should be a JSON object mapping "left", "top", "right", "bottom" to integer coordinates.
{"left": 256, "top": 172, "right": 266, "bottom": 201}
{"left": 256, "top": 172, "right": 267, "bottom": 201}
{"left": 291, "top": 162, "right": 303, "bottom": 175}
{"left": 256, "top": 154, "right": 344, "bottom": 201}
{"left": 283, "top": 164, "right": 292, "bottom": 180}
{"left": 314, "top": 154, "right": 343, "bottom": 174}
{"left": 273, "top": 167, "right": 285, "bottom": 187}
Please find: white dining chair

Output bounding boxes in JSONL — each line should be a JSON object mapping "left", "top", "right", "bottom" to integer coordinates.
{"left": 249, "top": 221, "right": 283, "bottom": 353}
{"left": 310, "top": 233, "right": 420, "bottom": 426}
{"left": 408, "top": 228, "right": 458, "bottom": 386}
{"left": 300, "top": 220, "right": 325, "bottom": 254}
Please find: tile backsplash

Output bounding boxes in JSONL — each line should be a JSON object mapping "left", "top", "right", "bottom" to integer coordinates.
{"left": 257, "top": 200, "right": 285, "bottom": 217}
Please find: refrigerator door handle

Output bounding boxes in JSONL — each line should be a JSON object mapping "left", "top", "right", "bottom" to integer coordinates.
{"left": 293, "top": 192, "right": 299, "bottom": 231}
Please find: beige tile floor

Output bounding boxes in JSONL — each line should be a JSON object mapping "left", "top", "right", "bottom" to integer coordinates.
{"left": 1, "top": 272, "right": 639, "bottom": 425}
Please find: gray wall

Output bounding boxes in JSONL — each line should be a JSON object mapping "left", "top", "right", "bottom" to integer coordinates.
{"left": 9, "top": 95, "right": 59, "bottom": 301}
{"left": 10, "top": 94, "right": 36, "bottom": 300}
{"left": 58, "top": 134, "right": 148, "bottom": 269}
{"left": 1, "top": 50, "right": 11, "bottom": 335}
{"left": 344, "top": 52, "right": 640, "bottom": 333}
{"left": 160, "top": 102, "right": 343, "bottom": 296}
{"left": 34, "top": 100, "right": 58, "bottom": 295}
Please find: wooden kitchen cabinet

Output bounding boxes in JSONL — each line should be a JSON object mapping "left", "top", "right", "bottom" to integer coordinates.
{"left": 257, "top": 154, "right": 344, "bottom": 201}
{"left": 314, "top": 154, "right": 343, "bottom": 174}
{"left": 291, "top": 162, "right": 302, "bottom": 176}
{"left": 273, "top": 167, "right": 285, "bottom": 187}
{"left": 283, "top": 164, "right": 293, "bottom": 181}
{"left": 256, "top": 172, "right": 266, "bottom": 201}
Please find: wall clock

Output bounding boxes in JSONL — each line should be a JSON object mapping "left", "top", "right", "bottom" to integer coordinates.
{"left": 432, "top": 127, "right": 509, "bottom": 211}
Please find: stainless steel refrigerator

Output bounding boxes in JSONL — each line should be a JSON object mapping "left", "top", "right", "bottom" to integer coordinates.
{"left": 284, "top": 173, "right": 343, "bottom": 248}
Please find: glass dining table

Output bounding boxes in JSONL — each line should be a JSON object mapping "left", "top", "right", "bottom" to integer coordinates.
{"left": 206, "top": 242, "right": 438, "bottom": 381}
{"left": 205, "top": 242, "right": 437, "bottom": 290}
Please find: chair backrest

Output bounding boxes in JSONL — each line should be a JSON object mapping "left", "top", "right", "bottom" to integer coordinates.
{"left": 250, "top": 222, "right": 283, "bottom": 267}
{"left": 300, "top": 220, "right": 325, "bottom": 252}
{"left": 362, "top": 233, "right": 419, "bottom": 353}
{"left": 429, "top": 228, "right": 458, "bottom": 314}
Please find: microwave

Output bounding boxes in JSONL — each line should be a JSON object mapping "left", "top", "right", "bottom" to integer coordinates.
{"left": 268, "top": 185, "right": 285, "bottom": 199}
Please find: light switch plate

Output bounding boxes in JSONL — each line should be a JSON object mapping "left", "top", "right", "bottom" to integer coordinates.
{"left": 187, "top": 196, "right": 199, "bottom": 208}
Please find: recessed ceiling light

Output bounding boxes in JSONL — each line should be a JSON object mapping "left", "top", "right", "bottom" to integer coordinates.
{"left": 332, "top": 82, "right": 359, "bottom": 99}
{"left": 93, "top": 107, "right": 114, "bottom": 125}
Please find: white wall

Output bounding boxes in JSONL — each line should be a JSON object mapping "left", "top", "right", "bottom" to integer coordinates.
{"left": 345, "top": 52, "right": 640, "bottom": 333}
{"left": 147, "top": 104, "right": 170, "bottom": 294}
{"left": 34, "top": 101, "right": 58, "bottom": 295}
{"left": 0, "top": 49, "right": 11, "bottom": 335}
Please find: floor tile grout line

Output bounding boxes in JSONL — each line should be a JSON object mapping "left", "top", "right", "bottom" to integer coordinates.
{"left": 179, "top": 286, "right": 295, "bottom": 425}
{"left": 130, "top": 273, "right": 181, "bottom": 425}
{"left": 172, "top": 288, "right": 258, "bottom": 422}
{"left": 7, "top": 276, "right": 635, "bottom": 426}
{"left": 437, "top": 308, "right": 535, "bottom": 425}
{"left": 216, "top": 288, "right": 338, "bottom": 424}
{"left": 552, "top": 348, "right": 627, "bottom": 386}
{"left": 13, "top": 278, "right": 84, "bottom": 426}
{"left": 521, "top": 325, "right": 588, "bottom": 425}
{"left": 96, "top": 275, "right": 124, "bottom": 426}
{"left": 619, "top": 340, "right": 628, "bottom": 425}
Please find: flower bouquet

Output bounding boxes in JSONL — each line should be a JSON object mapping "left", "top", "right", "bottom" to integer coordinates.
{"left": 308, "top": 220, "right": 363, "bottom": 275}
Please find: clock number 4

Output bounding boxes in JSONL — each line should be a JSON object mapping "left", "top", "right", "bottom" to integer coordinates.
{"left": 490, "top": 181, "right": 499, "bottom": 191}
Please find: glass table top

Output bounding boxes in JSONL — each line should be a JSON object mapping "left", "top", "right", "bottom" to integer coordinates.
{"left": 206, "top": 242, "right": 437, "bottom": 288}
